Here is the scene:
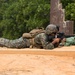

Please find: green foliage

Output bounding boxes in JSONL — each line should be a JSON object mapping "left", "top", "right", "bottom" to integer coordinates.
{"left": 0, "top": 0, "right": 50, "bottom": 39}
{"left": 61, "top": 0, "right": 75, "bottom": 8}
{"left": 65, "top": 3, "right": 75, "bottom": 20}
{"left": 65, "top": 3, "right": 75, "bottom": 33}
{"left": 61, "top": 0, "right": 75, "bottom": 33}
{"left": 0, "top": 0, "right": 75, "bottom": 39}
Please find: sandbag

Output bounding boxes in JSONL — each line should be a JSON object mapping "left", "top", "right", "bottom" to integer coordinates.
{"left": 66, "top": 37, "right": 75, "bottom": 45}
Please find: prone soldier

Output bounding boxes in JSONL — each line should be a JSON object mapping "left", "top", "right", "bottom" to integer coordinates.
{"left": 0, "top": 24, "right": 66, "bottom": 49}
{"left": 33, "top": 24, "right": 61, "bottom": 49}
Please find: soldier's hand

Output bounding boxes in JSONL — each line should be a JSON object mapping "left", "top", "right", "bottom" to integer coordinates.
{"left": 61, "top": 38, "right": 66, "bottom": 43}
{"left": 52, "top": 38, "right": 61, "bottom": 45}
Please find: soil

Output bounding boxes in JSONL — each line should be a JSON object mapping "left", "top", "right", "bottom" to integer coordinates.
{"left": 0, "top": 46, "right": 75, "bottom": 75}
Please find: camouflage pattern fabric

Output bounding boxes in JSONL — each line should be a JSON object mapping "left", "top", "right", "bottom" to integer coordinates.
{"left": 0, "top": 24, "right": 58, "bottom": 49}
{"left": 45, "top": 24, "right": 58, "bottom": 35}
{"left": 29, "top": 28, "right": 45, "bottom": 37}
{"left": 22, "top": 29, "right": 45, "bottom": 39}
{"left": 34, "top": 33, "right": 54, "bottom": 49}
{"left": 33, "top": 24, "right": 59, "bottom": 49}
{"left": 22, "top": 33, "right": 32, "bottom": 39}
{"left": 22, "top": 28, "right": 45, "bottom": 48}
{"left": 0, "top": 37, "right": 30, "bottom": 48}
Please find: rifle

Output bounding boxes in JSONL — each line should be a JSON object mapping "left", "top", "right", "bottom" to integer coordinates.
{"left": 65, "top": 34, "right": 75, "bottom": 38}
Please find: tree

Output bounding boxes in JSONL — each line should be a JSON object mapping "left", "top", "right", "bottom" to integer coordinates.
{"left": 61, "top": 0, "right": 75, "bottom": 8}
{"left": 0, "top": 0, "right": 75, "bottom": 39}
{"left": 0, "top": 0, "right": 50, "bottom": 39}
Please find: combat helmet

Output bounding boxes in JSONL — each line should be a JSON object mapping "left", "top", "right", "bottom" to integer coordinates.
{"left": 45, "top": 24, "right": 58, "bottom": 35}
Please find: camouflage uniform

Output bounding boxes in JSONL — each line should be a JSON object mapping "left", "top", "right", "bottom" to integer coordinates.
{"left": 34, "top": 24, "right": 58, "bottom": 49}
{"left": 0, "top": 37, "right": 30, "bottom": 48}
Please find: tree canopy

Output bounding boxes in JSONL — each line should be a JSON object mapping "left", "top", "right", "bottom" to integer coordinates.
{"left": 0, "top": 0, "right": 75, "bottom": 39}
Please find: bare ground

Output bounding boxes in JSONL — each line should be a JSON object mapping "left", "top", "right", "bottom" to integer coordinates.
{"left": 0, "top": 46, "right": 75, "bottom": 75}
